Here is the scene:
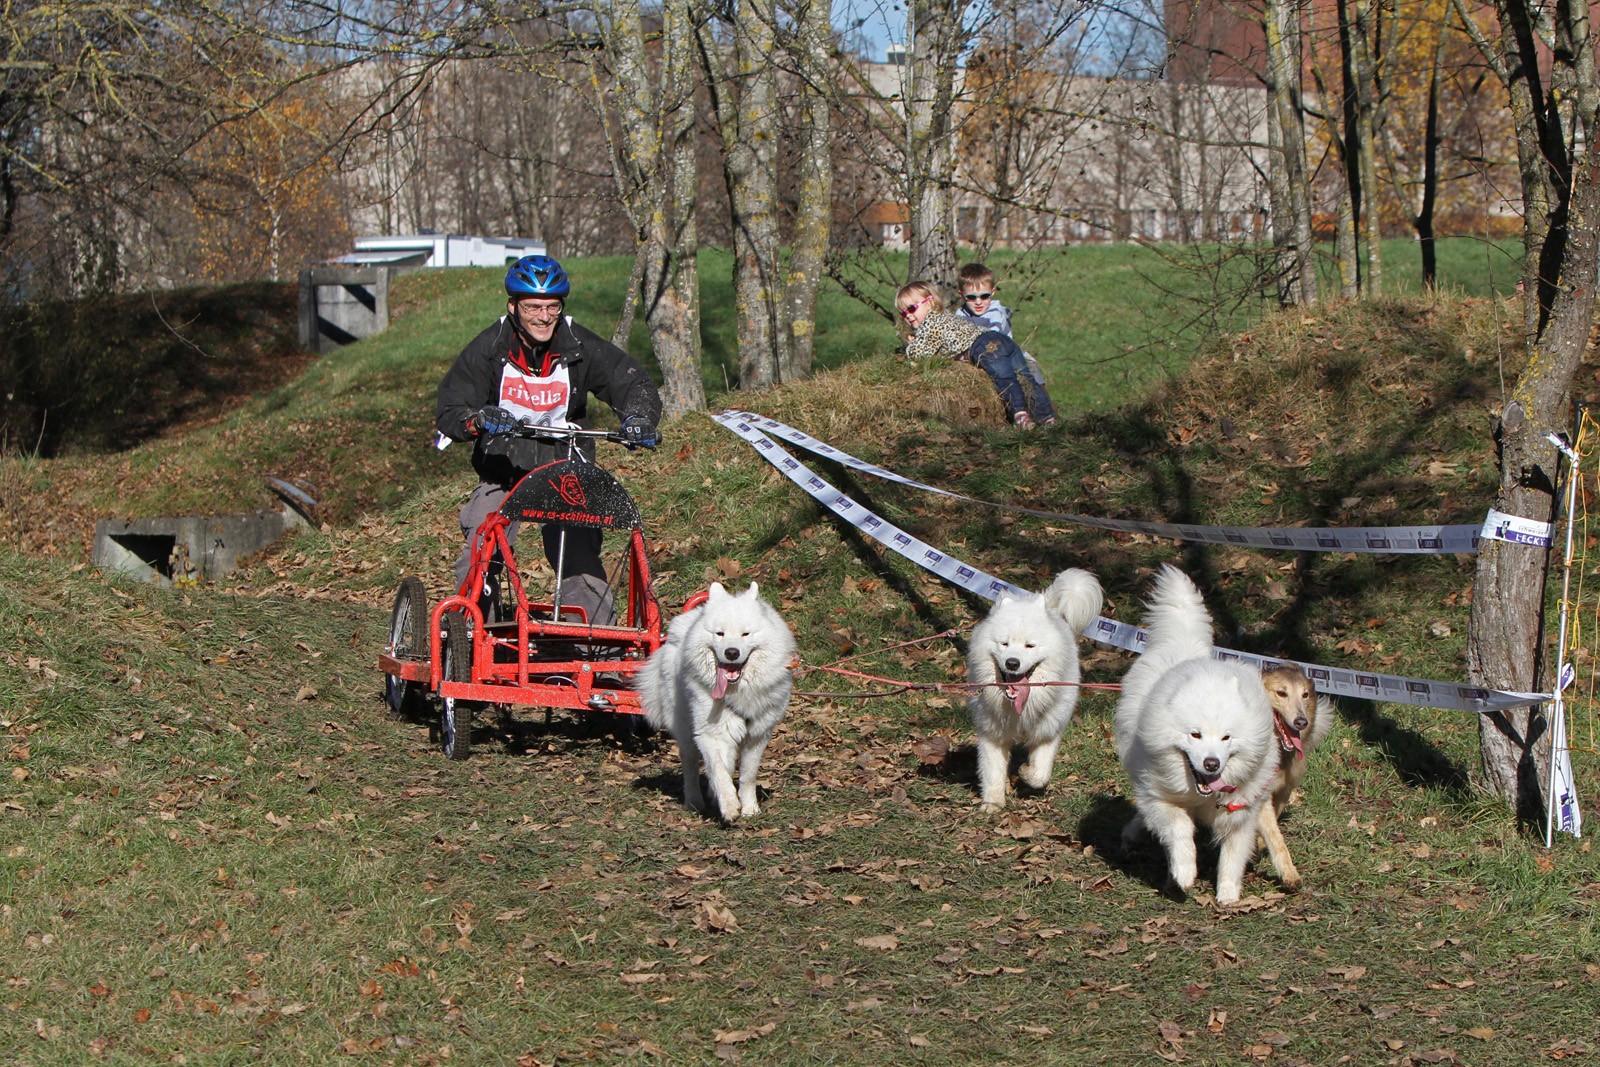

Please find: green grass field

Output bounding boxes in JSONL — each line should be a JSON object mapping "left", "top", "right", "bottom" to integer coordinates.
{"left": 2, "top": 242, "right": 1594, "bottom": 1065}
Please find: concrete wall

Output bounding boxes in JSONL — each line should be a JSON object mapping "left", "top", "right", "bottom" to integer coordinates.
{"left": 298, "top": 267, "right": 391, "bottom": 354}
{"left": 92, "top": 506, "right": 306, "bottom": 586}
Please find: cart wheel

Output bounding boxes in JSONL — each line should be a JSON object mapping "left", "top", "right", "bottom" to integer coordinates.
{"left": 385, "top": 576, "right": 430, "bottom": 720}
{"left": 439, "top": 612, "right": 475, "bottom": 761}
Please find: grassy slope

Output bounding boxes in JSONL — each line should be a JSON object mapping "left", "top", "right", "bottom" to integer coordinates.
{"left": 3, "top": 247, "right": 1596, "bottom": 1065}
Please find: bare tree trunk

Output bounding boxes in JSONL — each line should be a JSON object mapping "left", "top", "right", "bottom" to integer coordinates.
{"left": 1263, "top": 0, "right": 1318, "bottom": 305}
{"left": 1377, "top": 17, "right": 1447, "bottom": 289}
{"left": 782, "top": 0, "right": 834, "bottom": 380}
{"left": 1350, "top": 0, "right": 1382, "bottom": 293}
{"left": 700, "top": 0, "right": 788, "bottom": 389}
{"left": 1332, "top": 0, "right": 1363, "bottom": 296}
{"left": 906, "top": 0, "right": 968, "bottom": 283}
{"left": 1466, "top": 0, "right": 1600, "bottom": 821}
{"left": 1468, "top": 162, "right": 1596, "bottom": 817}
{"left": 613, "top": 246, "right": 648, "bottom": 349}
{"left": 1414, "top": 50, "right": 1441, "bottom": 290}
{"left": 593, "top": 0, "right": 705, "bottom": 418}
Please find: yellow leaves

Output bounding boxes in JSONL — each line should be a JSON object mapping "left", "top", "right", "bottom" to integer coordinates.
{"left": 191, "top": 90, "right": 349, "bottom": 281}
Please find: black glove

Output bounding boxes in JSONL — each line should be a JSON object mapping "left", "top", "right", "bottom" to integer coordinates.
{"left": 471, "top": 405, "right": 519, "bottom": 436}
{"left": 621, "top": 415, "right": 659, "bottom": 450}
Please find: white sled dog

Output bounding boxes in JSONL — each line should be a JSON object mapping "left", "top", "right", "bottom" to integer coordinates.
{"left": 967, "top": 568, "right": 1104, "bottom": 814}
{"left": 1255, "top": 665, "right": 1334, "bottom": 890}
{"left": 1115, "top": 565, "right": 1277, "bottom": 904}
{"left": 639, "top": 582, "right": 797, "bottom": 823}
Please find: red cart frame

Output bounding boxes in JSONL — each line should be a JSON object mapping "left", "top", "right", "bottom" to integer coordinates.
{"left": 379, "top": 427, "right": 665, "bottom": 758}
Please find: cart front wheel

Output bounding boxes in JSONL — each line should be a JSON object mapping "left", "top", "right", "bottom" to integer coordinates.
{"left": 385, "top": 576, "right": 430, "bottom": 720}
{"left": 439, "top": 612, "right": 475, "bottom": 761}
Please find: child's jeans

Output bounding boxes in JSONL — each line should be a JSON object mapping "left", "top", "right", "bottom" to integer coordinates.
{"left": 969, "top": 332, "right": 1057, "bottom": 423}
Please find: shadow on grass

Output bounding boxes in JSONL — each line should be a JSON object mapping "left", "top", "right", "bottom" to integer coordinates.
{"left": 915, "top": 742, "right": 1096, "bottom": 808}
{"left": 1079, "top": 795, "right": 1282, "bottom": 901}
{"left": 1078, "top": 795, "right": 1176, "bottom": 898}
{"left": 1, "top": 283, "right": 309, "bottom": 456}
{"left": 396, "top": 703, "right": 671, "bottom": 762}
{"left": 1338, "top": 699, "right": 1472, "bottom": 795}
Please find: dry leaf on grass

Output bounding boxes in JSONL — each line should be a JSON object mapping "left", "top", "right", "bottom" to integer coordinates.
{"left": 854, "top": 934, "right": 899, "bottom": 951}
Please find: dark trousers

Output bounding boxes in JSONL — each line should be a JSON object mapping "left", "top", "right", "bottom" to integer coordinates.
{"left": 970, "top": 331, "right": 1058, "bottom": 422}
{"left": 455, "top": 481, "right": 614, "bottom": 625}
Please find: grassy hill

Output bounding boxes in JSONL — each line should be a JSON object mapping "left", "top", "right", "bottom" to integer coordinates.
{"left": 2, "top": 247, "right": 1596, "bottom": 1064}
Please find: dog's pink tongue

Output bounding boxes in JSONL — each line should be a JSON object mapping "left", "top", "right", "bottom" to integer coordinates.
{"left": 1289, "top": 733, "right": 1305, "bottom": 759}
{"left": 712, "top": 665, "right": 737, "bottom": 699}
{"left": 1008, "top": 684, "right": 1030, "bottom": 713}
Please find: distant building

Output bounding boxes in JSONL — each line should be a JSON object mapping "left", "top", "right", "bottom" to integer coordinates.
{"left": 846, "top": 59, "right": 1270, "bottom": 247}
{"left": 336, "top": 233, "right": 546, "bottom": 269}
{"left": 862, "top": 202, "right": 911, "bottom": 249}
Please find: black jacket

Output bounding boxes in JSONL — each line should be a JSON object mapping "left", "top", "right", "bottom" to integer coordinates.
{"left": 435, "top": 315, "right": 662, "bottom": 485}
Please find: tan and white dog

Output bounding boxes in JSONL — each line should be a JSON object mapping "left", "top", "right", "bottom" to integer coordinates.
{"left": 1255, "top": 664, "right": 1333, "bottom": 890}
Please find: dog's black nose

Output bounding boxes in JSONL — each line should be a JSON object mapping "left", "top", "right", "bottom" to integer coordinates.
{"left": 1003, "top": 657, "right": 1020, "bottom": 673}
{"left": 722, "top": 647, "right": 742, "bottom": 663}
{"left": 1292, "top": 716, "right": 1309, "bottom": 732}
{"left": 1202, "top": 757, "right": 1220, "bottom": 773}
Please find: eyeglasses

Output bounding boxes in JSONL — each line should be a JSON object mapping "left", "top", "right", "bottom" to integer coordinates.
{"left": 963, "top": 291, "right": 993, "bottom": 302}
{"left": 515, "top": 300, "right": 564, "bottom": 321}
{"left": 900, "top": 295, "right": 933, "bottom": 320}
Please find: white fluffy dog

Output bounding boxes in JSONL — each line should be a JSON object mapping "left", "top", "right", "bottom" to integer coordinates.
{"left": 967, "top": 568, "right": 1104, "bottom": 814}
{"left": 1115, "top": 565, "right": 1277, "bottom": 904}
{"left": 639, "top": 582, "right": 796, "bottom": 823}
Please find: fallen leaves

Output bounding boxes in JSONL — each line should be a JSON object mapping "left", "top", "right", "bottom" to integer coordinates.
{"left": 713, "top": 1022, "right": 775, "bottom": 1044}
{"left": 912, "top": 735, "right": 952, "bottom": 766}
{"left": 694, "top": 901, "right": 738, "bottom": 934}
{"left": 854, "top": 934, "right": 900, "bottom": 951}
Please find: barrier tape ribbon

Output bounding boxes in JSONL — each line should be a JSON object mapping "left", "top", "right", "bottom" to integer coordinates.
{"left": 712, "top": 411, "right": 1547, "bottom": 714}
{"left": 721, "top": 410, "right": 1522, "bottom": 554}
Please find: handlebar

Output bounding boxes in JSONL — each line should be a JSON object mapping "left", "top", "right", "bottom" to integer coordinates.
{"left": 499, "top": 421, "right": 658, "bottom": 452}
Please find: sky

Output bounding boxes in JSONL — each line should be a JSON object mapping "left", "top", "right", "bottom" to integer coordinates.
{"left": 831, "top": 1, "right": 1150, "bottom": 73}
{"left": 832, "top": 0, "right": 902, "bottom": 62}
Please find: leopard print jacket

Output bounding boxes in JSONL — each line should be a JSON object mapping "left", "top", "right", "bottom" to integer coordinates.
{"left": 905, "top": 311, "right": 982, "bottom": 362}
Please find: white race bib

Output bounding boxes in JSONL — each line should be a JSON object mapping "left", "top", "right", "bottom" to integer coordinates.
{"left": 498, "top": 361, "right": 571, "bottom": 428}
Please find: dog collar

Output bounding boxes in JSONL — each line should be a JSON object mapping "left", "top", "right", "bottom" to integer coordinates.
{"left": 1221, "top": 780, "right": 1270, "bottom": 812}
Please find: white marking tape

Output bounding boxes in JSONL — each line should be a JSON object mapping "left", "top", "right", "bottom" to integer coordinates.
{"left": 713, "top": 411, "right": 1546, "bottom": 713}
{"left": 1480, "top": 508, "right": 1553, "bottom": 548}
{"left": 724, "top": 410, "right": 1484, "bottom": 554}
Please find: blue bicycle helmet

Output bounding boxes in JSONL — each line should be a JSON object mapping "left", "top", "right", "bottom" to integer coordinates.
{"left": 505, "top": 254, "right": 570, "bottom": 298}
